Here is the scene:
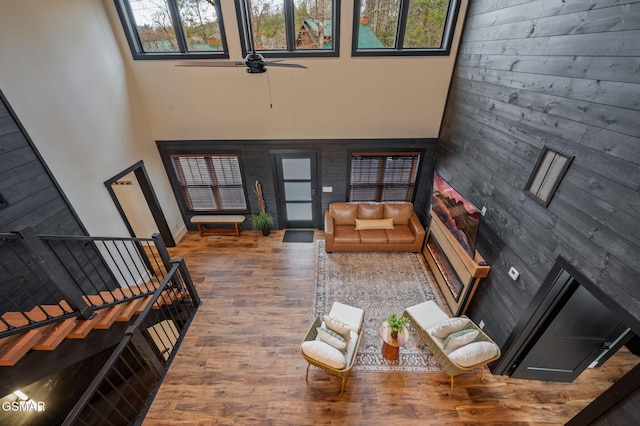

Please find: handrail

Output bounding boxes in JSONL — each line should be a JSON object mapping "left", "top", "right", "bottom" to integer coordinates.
{"left": 0, "top": 228, "right": 174, "bottom": 339}
{"left": 62, "top": 261, "right": 199, "bottom": 425}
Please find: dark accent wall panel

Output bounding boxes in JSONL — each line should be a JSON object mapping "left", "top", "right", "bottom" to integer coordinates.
{"left": 157, "top": 139, "right": 438, "bottom": 230}
{"left": 436, "top": 0, "right": 640, "bottom": 349}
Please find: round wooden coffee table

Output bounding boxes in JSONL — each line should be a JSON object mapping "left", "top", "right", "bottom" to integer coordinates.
{"left": 379, "top": 321, "right": 410, "bottom": 361}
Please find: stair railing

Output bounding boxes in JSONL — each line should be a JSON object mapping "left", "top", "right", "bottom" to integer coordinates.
{"left": 0, "top": 227, "right": 176, "bottom": 339}
{"left": 62, "top": 258, "right": 200, "bottom": 425}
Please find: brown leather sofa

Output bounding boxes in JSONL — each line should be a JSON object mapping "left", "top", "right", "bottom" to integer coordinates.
{"left": 324, "top": 202, "right": 426, "bottom": 252}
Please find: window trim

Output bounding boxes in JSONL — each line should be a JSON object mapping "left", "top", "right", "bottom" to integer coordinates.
{"left": 114, "top": 0, "right": 230, "bottom": 60}
{"left": 159, "top": 148, "right": 251, "bottom": 217}
{"left": 347, "top": 151, "right": 422, "bottom": 202}
{"left": 234, "top": 0, "right": 341, "bottom": 58}
{"left": 524, "top": 146, "right": 574, "bottom": 208}
{"left": 351, "top": 0, "right": 462, "bottom": 57}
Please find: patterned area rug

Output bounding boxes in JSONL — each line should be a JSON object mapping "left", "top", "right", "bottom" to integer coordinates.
{"left": 313, "top": 240, "right": 445, "bottom": 372}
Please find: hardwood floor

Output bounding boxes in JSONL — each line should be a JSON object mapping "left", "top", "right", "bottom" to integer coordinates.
{"left": 143, "top": 231, "right": 638, "bottom": 425}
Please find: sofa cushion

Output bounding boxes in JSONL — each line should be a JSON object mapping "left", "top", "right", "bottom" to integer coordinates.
{"left": 385, "top": 226, "right": 415, "bottom": 244}
{"left": 357, "top": 203, "right": 383, "bottom": 219}
{"left": 448, "top": 341, "right": 500, "bottom": 367}
{"left": 330, "top": 203, "right": 358, "bottom": 225}
{"left": 429, "top": 317, "right": 471, "bottom": 338}
{"left": 384, "top": 204, "right": 414, "bottom": 225}
{"left": 333, "top": 226, "right": 361, "bottom": 244}
{"left": 359, "top": 229, "right": 388, "bottom": 244}
{"left": 443, "top": 329, "right": 479, "bottom": 353}
{"left": 301, "top": 340, "right": 346, "bottom": 369}
{"left": 317, "top": 327, "right": 347, "bottom": 351}
{"left": 354, "top": 218, "right": 395, "bottom": 230}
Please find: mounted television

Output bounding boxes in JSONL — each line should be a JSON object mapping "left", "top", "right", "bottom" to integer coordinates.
{"left": 431, "top": 173, "right": 481, "bottom": 258}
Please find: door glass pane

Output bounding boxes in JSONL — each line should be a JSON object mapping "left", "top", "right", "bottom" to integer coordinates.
{"left": 284, "top": 182, "right": 311, "bottom": 201}
{"left": 129, "top": 0, "right": 179, "bottom": 52}
{"left": 249, "top": 0, "right": 287, "bottom": 50}
{"left": 294, "top": 0, "right": 333, "bottom": 50}
{"left": 178, "top": 0, "right": 223, "bottom": 52}
{"left": 282, "top": 158, "right": 311, "bottom": 179}
{"left": 286, "top": 203, "right": 312, "bottom": 220}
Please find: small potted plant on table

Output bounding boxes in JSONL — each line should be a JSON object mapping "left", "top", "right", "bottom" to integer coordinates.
{"left": 386, "top": 313, "right": 410, "bottom": 339}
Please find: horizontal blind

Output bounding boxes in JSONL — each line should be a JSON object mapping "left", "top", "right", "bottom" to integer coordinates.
{"left": 349, "top": 152, "right": 420, "bottom": 202}
{"left": 171, "top": 154, "right": 247, "bottom": 211}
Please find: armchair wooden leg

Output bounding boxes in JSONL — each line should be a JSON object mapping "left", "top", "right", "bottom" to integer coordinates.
{"left": 340, "top": 378, "right": 346, "bottom": 396}
{"left": 450, "top": 376, "right": 454, "bottom": 397}
{"left": 305, "top": 363, "right": 310, "bottom": 382}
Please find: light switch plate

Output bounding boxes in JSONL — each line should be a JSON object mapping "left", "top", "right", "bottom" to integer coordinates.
{"left": 508, "top": 267, "right": 520, "bottom": 281}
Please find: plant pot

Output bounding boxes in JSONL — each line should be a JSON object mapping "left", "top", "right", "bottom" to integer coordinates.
{"left": 262, "top": 225, "right": 270, "bottom": 236}
{"left": 391, "top": 330, "right": 398, "bottom": 339}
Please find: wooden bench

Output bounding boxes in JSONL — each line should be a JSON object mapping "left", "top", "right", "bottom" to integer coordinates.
{"left": 190, "top": 215, "right": 246, "bottom": 237}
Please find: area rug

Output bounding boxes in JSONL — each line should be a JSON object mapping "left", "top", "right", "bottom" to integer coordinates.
{"left": 313, "top": 240, "right": 445, "bottom": 372}
{"left": 283, "top": 230, "right": 315, "bottom": 243}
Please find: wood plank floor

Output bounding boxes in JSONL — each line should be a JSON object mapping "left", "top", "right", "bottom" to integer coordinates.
{"left": 143, "top": 230, "right": 639, "bottom": 425}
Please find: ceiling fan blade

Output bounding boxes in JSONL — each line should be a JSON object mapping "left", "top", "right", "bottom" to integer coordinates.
{"left": 264, "top": 62, "right": 307, "bottom": 69}
{"left": 175, "top": 61, "right": 246, "bottom": 68}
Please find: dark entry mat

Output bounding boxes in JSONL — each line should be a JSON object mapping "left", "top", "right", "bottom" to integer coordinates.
{"left": 283, "top": 230, "right": 314, "bottom": 243}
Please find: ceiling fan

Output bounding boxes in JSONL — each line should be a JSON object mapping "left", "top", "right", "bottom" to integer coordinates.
{"left": 175, "top": 1, "right": 306, "bottom": 74}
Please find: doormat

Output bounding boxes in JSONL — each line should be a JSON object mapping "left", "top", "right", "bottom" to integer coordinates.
{"left": 313, "top": 240, "right": 445, "bottom": 372}
{"left": 283, "top": 230, "right": 314, "bottom": 243}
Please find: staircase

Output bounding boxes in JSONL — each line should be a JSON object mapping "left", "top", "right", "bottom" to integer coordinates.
{"left": 0, "top": 286, "right": 184, "bottom": 366}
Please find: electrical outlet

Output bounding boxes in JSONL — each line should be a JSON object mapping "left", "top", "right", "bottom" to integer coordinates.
{"left": 481, "top": 206, "right": 487, "bottom": 216}
{"left": 478, "top": 320, "right": 485, "bottom": 329}
{"left": 508, "top": 267, "right": 520, "bottom": 281}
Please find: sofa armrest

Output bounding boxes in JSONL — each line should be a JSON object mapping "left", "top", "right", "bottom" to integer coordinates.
{"left": 408, "top": 214, "right": 426, "bottom": 239}
{"left": 324, "top": 210, "right": 335, "bottom": 252}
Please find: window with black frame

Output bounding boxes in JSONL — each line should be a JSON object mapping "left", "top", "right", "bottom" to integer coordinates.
{"left": 170, "top": 154, "right": 248, "bottom": 212}
{"left": 235, "top": 0, "right": 339, "bottom": 56}
{"left": 114, "top": 0, "right": 229, "bottom": 59}
{"left": 525, "top": 147, "right": 574, "bottom": 207}
{"left": 352, "top": 0, "right": 461, "bottom": 56}
{"left": 349, "top": 152, "right": 421, "bottom": 202}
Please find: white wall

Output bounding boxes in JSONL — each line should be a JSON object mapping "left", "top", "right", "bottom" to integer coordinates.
{"left": 0, "top": 0, "right": 468, "bottom": 240}
{"left": 108, "top": 0, "right": 469, "bottom": 140}
{"left": 0, "top": 0, "right": 185, "bottom": 238}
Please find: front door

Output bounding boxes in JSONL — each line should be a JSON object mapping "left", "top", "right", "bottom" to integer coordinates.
{"left": 511, "top": 279, "right": 627, "bottom": 382}
{"left": 274, "top": 152, "right": 319, "bottom": 228}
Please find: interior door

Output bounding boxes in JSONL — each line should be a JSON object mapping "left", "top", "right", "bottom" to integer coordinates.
{"left": 274, "top": 152, "right": 319, "bottom": 228}
{"left": 511, "top": 281, "right": 627, "bottom": 382}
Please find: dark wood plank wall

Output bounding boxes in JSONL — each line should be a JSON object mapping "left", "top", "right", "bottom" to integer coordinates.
{"left": 157, "top": 138, "right": 438, "bottom": 229}
{"left": 0, "top": 91, "right": 117, "bottom": 311}
{"left": 436, "top": 0, "right": 640, "bottom": 351}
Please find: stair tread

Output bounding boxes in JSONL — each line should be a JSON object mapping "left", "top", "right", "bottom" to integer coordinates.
{"left": 32, "top": 319, "right": 78, "bottom": 350}
{"left": 0, "top": 329, "right": 43, "bottom": 366}
{"left": 94, "top": 305, "right": 125, "bottom": 329}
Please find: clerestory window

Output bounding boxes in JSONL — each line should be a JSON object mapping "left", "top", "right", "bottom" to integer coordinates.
{"left": 114, "top": 0, "right": 230, "bottom": 59}
{"left": 352, "top": 0, "right": 461, "bottom": 56}
{"left": 235, "top": 0, "right": 339, "bottom": 57}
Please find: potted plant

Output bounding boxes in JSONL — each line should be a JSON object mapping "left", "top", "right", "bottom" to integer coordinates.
{"left": 386, "top": 313, "right": 410, "bottom": 339}
{"left": 251, "top": 180, "right": 275, "bottom": 236}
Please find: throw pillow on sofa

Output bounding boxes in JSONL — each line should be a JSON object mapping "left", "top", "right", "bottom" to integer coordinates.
{"left": 354, "top": 218, "right": 395, "bottom": 230}
{"left": 443, "top": 329, "right": 479, "bottom": 353}
{"left": 429, "top": 317, "right": 471, "bottom": 338}
{"left": 317, "top": 327, "right": 347, "bottom": 351}
{"left": 323, "top": 315, "right": 351, "bottom": 339}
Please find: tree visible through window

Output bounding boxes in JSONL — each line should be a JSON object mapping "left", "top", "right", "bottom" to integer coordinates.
{"left": 237, "top": 0, "right": 338, "bottom": 54}
{"left": 115, "top": 0, "right": 228, "bottom": 58}
{"left": 170, "top": 154, "right": 247, "bottom": 211}
{"left": 349, "top": 152, "right": 421, "bottom": 202}
{"left": 353, "top": 0, "right": 460, "bottom": 55}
